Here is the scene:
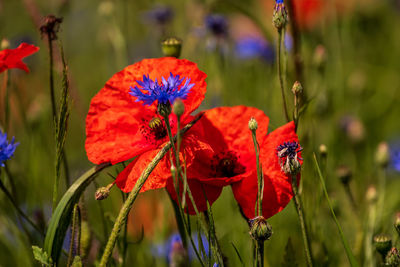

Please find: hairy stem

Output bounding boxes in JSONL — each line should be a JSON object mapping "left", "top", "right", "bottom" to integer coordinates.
{"left": 277, "top": 29, "right": 290, "bottom": 122}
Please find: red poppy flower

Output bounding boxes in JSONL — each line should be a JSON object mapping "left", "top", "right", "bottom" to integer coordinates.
{"left": 167, "top": 106, "right": 301, "bottom": 218}
{"left": 85, "top": 57, "right": 207, "bottom": 192}
{"left": 0, "top": 43, "right": 39, "bottom": 73}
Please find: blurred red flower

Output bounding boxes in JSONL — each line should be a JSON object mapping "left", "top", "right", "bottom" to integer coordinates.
{"left": 85, "top": 57, "right": 207, "bottom": 192}
{"left": 167, "top": 106, "right": 300, "bottom": 219}
{"left": 0, "top": 43, "right": 39, "bottom": 73}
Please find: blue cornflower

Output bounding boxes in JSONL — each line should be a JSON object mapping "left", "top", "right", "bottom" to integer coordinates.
{"left": 205, "top": 14, "right": 228, "bottom": 36}
{"left": 130, "top": 73, "right": 195, "bottom": 107}
{"left": 390, "top": 142, "right": 400, "bottom": 172}
{"left": 144, "top": 5, "right": 174, "bottom": 25}
{"left": 235, "top": 36, "right": 275, "bottom": 63}
{"left": 0, "top": 130, "right": 19, "bottom": 167}
{"left": 276, "top": 0, "right": 284, "bottom": 4}
{"left": 277, "top": 141, "right": 302, "bottom": 160}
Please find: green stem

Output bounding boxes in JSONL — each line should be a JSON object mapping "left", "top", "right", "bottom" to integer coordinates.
{"left": 47, "top": 35, "right": 57, "bottom": 122}
{"left": 251, "top": 130, "right": 263, "bottom": 217}
{"left": 313, "top": 153, "right": 359, "bottom": 267}
{"left": 256, "top": 241, "right": 264, "bottom": 267}
{"left": 290, "top": 174, "right": 313, "bottom": 267}
{"left": 277, "top": 29, "right": 290, "bottom": 122}
{"left": 67, "top": 204, "right": 80, "bottom": 267}
{"left": 99, "top": 114, "right": 203, "bottom": 267}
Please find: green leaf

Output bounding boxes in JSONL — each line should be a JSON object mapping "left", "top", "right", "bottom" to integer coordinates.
{"left": 281, "top": 238, "right": 297, "bottom": 267}
{"left": 44, "top": 163, "right": 110, "bottom": 264}
{"left": 32, "top": 246, "right": 53, "bottom": 266}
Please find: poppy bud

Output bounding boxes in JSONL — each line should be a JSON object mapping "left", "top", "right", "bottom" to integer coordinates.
{"left": 319, "top": 144, "right": 328, "bottom": 158}
{"left": 1, "top": 38, "right": 10, "bottom": 49}
{"left": 375, "top": 142, "right": 390, "bottom": 168}
{"left": 248, "top": 117, "right": 258, "bottom": 131}
{"left": 158, "top": 102, "right": 172, "bottom": 117}
{"left": 374, "top": 234, "right": 392, "bottom": 257}
{"left": 173, "top": 99, "right": 184, "bottom": 117}
{"left": 291, "top": 81, "right": 303, "bottom": 96}
{"left": 95, "top": 183, "right": 114, "bottom": 200}
{"left": 249, "top": 216, "right": 273, "bottom": 242}
{"left": 394, "top": 212, "right": 400, "bottom": 236}
{"left": 161, "top": 37, "right": 182, "bottom": 58}
{"left": 336, "top": 165, "right": 352, "bottom": 185}
{"left": 385, "top": 247, "right": 400, "bottom": 266}
{"left": 273, "top": 1, "right": 288, "bottom": 30}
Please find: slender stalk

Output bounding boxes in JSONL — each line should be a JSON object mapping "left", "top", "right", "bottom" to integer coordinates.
{"left": 0, "top": 175, "right": 43, "bottom": 236}
{"left": 256, "top": 241, "right": 264, "bottom": 267}
{"left": 47, "top": 36, "right": 57, "bottom": 121}
{"left": 313, "top": 153, "right": 359, "bottom": 267}
{"left": 277, "top": 29, "right": 290, "bottom": 122}
{"left": 290, "top": 174, "right": 313, "bottom": 267}
{"left": 99, "top": 115, "right": 203, "bottom": 267}
{"left": 251, "top": 130, "right": 263, "bottom": 216}
{"left": 67, "top": 204, "right": 81, "bottom": 267}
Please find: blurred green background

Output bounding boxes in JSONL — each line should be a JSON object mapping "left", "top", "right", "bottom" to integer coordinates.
{"left": 1, "top": 0, "right": 400, "bottom": 266}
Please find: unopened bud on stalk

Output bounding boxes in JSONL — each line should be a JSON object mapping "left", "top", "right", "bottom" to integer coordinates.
{"left": 291, "top": 81, "right": 303, "bottom": 95}
{"left": 385, "top": 247, "right": 400, "bottom": 266}
{"left": 273, "top": 1, "right": 288, "bottom": 30}
{"left": 249, "top": 216, "right": 273, "bottom": 242}
{"left": 336, "top": 165, "right": 352, "bottom": 185}
{"left": 319, "top": 144, "right": 328, "bottom": 158}
{"left": 375, "top": 142, "right": 390, "bottom": 168}
{"left": 158, "top": 102, "right": 172, "bottom": 117}
{"left": 161, "top": 37, "right": 182, "bottom": 58}
{"left": 95, "top": 182, "right": 114, "bottom": 200}
{"left": 248, "top": 117, "right": 258, "bottom": 131}
{"left": 394, "top": 212, "right": 400, "bottom": 236}
{"left": 171, "top": 165, "right": 177, "bottom": 177}
{"left": 1, "top": 38, "right": 10, "bottom": 49}
{"left": 173, "top": 99, "right": 184, "bottom": 117}
{"left": 313, "top": 45, "right": 327, "bottom": 69}
{"left": 366, "top": 185, "right": 378, "bottom": 204}
{"left": 374, "top": 234, "right": 392, "bottom": 257}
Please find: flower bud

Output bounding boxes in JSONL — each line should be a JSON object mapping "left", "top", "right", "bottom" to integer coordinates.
{"left": 161, "top": 37, "right": 182, "bottom": 58}
{"left": 319, "top": 144, "right": 328, "bottom": 158}
{"left": 158, "top": 102, "right": 172, "bottom": 117}
{"left": 1, "top": 38, "right": 10, "bottom": 50}
{"left": 313, "top": 45, "right": 327, "bottom": 69}
{"left": 366, "top": 185, "right": 378, "bottom": 204}
{"left": 95, "top": 183, "right": 114, "bottom": 200}
{"left": 249, "top": 216, "right": 273, "bottom": 242}
{"left": 374, "top": 234, "right": 392, "bottom": 257}
{"left": 171, "top": 165, "right": 177, "bottom": 177}
{"left": 394, "top": 212, "right": 400, "bottom": 236}
{"left": 173, "top": 99, "right": 184, "bottom": 117}
{"left": 248, "top": 117, "right": 258, "bottom": 131}
{"left": 273, "top": 1, "right": 288, "bottom": 30}
{"left": 336, "top": 165, "right": 352, "bottom": 185}
{"left": 385, "top": 247, "right": 400, "bottom": 266}
{"left": 375, "top": 142, "right": 390, "bottom": 168}
{"left": 291, "top": 81, "right": 303, "bottom": 95}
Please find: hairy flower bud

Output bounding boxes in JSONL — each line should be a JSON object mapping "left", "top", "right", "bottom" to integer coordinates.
{"left": 161, "top": 37, "right": 182, "bottom": 58}
{"left": 173, "top": 98, "right": 184, "bottom": 117}
{"left": 158, "top": 102, "right": 172, "bottom": 117}
{"left": 319, "top": 144, "right": 328, "bottom": 158}
{"left": 249, "top": 216, "right": 273, "bottom": 242}
{"left": 1, "top": 38, "right": 10, "bottom": 50}
{"left": 291, "top": 81, "right": 303, "bottom": 96}
{"left": 248, "top": 117, "right": 258, "bottom": 131}
{"left": 374, "top": 234, "right": 392, "bottom": 257}
{"left": 375, "top": 142, "right": 390, "bottom": 168}
{"left": 336, "top": 165, "right": 352, "bottom": 185}
{"left": 385, "top": 247, "right": 400, "bottom": 266}
{"left": 95, "top": 183, "right": 114, "bottom": 200}
{"left": 366, "top": 185, "right": 378, "bottom": 204}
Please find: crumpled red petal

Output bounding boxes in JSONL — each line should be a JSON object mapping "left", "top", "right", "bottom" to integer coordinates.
{"left": 85, "top": 57, "right": 207, "bottom": 165}
{"left": 166, "top": 177, "right": 223, "bottom": 215}
{"left": 232, "top": 121, "right": 300, "bottom": 219}
{"left": 0, "top": 43, "right": 39, "bottom": 73}
{"left": 185, "top": 106, "right": 269, "bottom": 186}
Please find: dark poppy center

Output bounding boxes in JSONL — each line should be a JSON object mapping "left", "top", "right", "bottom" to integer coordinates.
{"left": 148, "top": 117, "right": 167, "bottom": 139}
{"left": 211, "top": 151, "right": 245, "bottom": 178}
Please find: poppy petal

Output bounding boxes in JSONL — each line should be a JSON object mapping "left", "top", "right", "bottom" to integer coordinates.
{"left": 0, "top": 43, "right": 39, "bottom": 73}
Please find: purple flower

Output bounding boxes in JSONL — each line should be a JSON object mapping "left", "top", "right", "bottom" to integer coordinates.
{"left": 390, "top": 141, "right": 400, "bottom": 172}
{"left": 235, "top": 36, "right": 275, "bottom": 63}
{"left": 0, "top": 130, "right": 18, "bottom": 167}
{"left": 205, "top": 14, "right": 228, "bottom": 36}
{"left": 143, "top": 5, "right": 174, "bottom": 25}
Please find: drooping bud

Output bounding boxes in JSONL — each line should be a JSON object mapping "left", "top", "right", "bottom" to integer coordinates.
{"left": 375, "top": 142, "right": 390, "bottom": 168}
{"left": 374, "top": 234, "right": 392, "bottom": 258}
{"left": 1, "top": 38, "right": 10, "bottom": 50}
{"left": 385, "top": 247, "right": 400, "bottom": 266}
{"left": 249, "top": 216, "right": 273, "bottom": 242}
{"left": 336, "top": 165, "right": 352, "bottom": 185}
{"left": 394, "top": 212, "right": 400, "bottom": 236}
{"left": 40, "top": 15, "right": 63, "bottom": 41}
{"left": 248, "top": 117, "right": 258, "bottom": 131}
{"left": 173, "top": 98, "right": 184, "bottom": 117}
{"left": 95, "top": 182, "right": 114, "bottom": 200}
{"left": 273, "top": 1, "right": 288, "bottom": 30}
{"left": 319, "top": 144, "right": 328, "bottom": 158}
{"left": 158, "top": 102, "right": 172, "bottom": 117}
{"left": 161, "top": 37, "right": 182, "bottom": 58}
{"left": 291, "top": 81, "right": 303, "bottom": 96}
